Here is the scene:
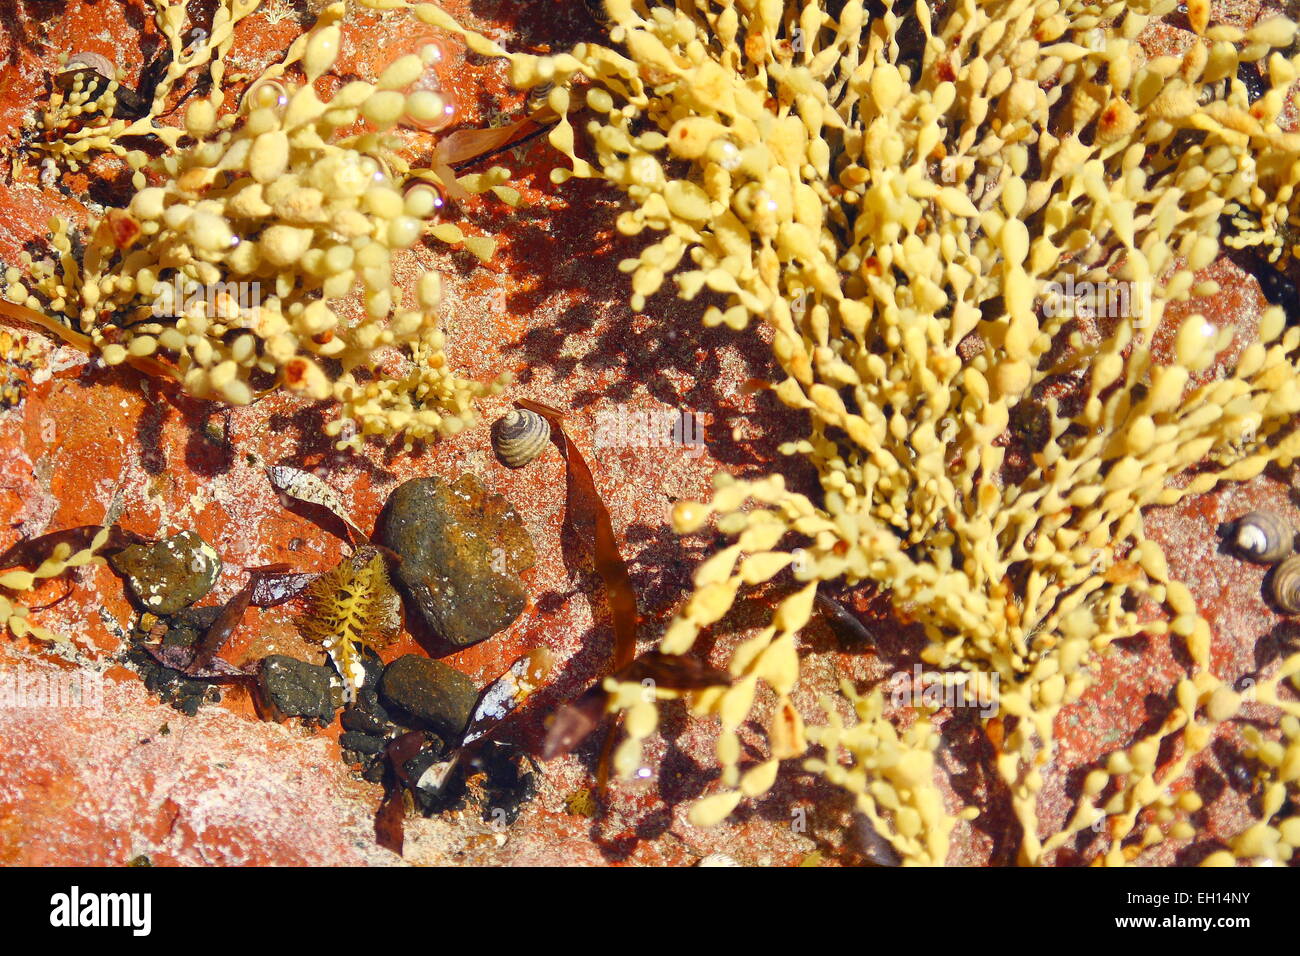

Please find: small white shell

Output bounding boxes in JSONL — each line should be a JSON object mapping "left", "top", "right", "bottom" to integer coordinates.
{"left": 492, "top": 408, "right": 550, "bottom": 468}
{"left": 1232, "top": 511, "right": 1294, "bottom": 564}
{"left": 61, "top": 52, "right": 116, "bottom": 79}
{"left": 1272, "top": 554, "right": 1300, "bottom": 614}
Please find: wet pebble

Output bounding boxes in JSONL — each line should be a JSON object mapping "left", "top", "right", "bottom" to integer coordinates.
{"left": 375, "top": 475, "right": 535, "bottom": 647}
{"left": 128, "top": 643, "right": 220, "bottom": 714}
{"left": 379, "top": 654, "right": 478, "bottom": 742}
{"left": 259, "top": 655, "right": 338, "bottom": 722}
{"left": 341, "top": 705, "right": 387, "bottom": 736}
{"left": 111, "top": 531, "right": 222, "bottom": 615}
{"left": 339, "top": 731, "right": 386, "bottom": 755}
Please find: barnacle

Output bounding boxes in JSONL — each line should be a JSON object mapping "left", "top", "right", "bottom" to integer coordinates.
{"left": 376, "top": 0, "right": 1300, "bottom": 863}
{"left": 3, "top": 1, "right": 516, "bottom": 450}
{"left": 297, "top": 547, "right": 401, "bottom": 700}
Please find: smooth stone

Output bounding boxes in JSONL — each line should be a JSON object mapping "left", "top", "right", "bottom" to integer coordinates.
{"left": 375, "top": 475, "right": 535, "bottom": 647}
{"left": 378, "top": 654, "right": 478, "bottom": 741}
{"left": 341, "top": 706, "right": 387, "bottom": 736}
{"left": 111, "top": 531, "right": 222, "bottom": 615}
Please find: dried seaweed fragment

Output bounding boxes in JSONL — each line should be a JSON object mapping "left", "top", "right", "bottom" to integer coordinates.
{"left": 462, "top": 647, "right": 556, "bottom": 747}
{"left": 297, "top": 547, "right": 400, "bottom": 701}
{"left": 267, "top": 465, "right": 368, "bottom": 544}
{"left": 250, "top": 570, "right": 317, "bottom": 608}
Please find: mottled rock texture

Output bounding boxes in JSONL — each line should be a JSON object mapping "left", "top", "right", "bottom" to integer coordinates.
{"left": 376, "top": 475, "right": 535, "bottom": 647}
{"left": 110, "top": 531, "right": 221, "bottom": 615}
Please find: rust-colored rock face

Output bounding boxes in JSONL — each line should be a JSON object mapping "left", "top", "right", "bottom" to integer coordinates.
{"left": 0, "top": 0, "right": 1296, "bottom": 869}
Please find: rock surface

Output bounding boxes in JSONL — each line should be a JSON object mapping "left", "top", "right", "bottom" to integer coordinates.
{"left": 379, "top": 654, "right": 478, "bottom": 741}
{"left": 0, "top": 0, "right": 1278, "bottom": 868}
{"left": 110, "top": 531, "right": 221, "bottom": 615}
{"left": 375, "top": 475, "right": 535, "bottom": 647}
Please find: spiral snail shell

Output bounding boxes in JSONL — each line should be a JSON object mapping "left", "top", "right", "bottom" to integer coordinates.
{"left": 1271, "top": 554, "right": 1300, "bottom": 614}
{"left": 1231, "top": 511, "right": 1295, "bottom": 564}
{"left": 583, "top": 0, "right": 613, "bottom": 27}
{"left": 492, "top": 408, "right": 551, "bottom": 468}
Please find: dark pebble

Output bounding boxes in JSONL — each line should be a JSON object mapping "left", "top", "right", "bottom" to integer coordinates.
{"left": 110, "top": 531, "right": 222, "bottom": 615}
{"left": 341, "top": 706, "right": 386, "bottom": 736}
{"left": 162, "top": 605, "right": 224, "bottom": 647}
{"left": 339, "top": 731, "right": 386, "bottom": 755}
{"left": 260, "top": 655, "right": 338, "bottom": 721}
{"left": 379, "top": 655, "right": 478, "bottom": 741}
{"left": 355, "top": 687, "right": 391, "bottom": 724}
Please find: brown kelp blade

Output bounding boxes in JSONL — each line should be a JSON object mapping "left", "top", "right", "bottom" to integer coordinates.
{"left": 516, "top": 398, "right": 638, "bottom": 793}
{"left": 541, "top": 686, "right": 607, "bottom": 761}
{"left": 191, "top": 564, "right": 290, "bottom": 671}
{"left": 435, "top": 107, "right": 558, "bottom": 168}
{"left": 621, "top": 650, "right": 733, "bottom": 691}
{"left": 374, "top": 730, "right": 428, "bottom": 856}
{"left": 374, "top": 787, "right": 405, "bottom": 856}
{"left": 0, "top": 298, "right": 182, "bottom": 384}
{"left": 516, "top": 398, "right": 638, "bottom": 671}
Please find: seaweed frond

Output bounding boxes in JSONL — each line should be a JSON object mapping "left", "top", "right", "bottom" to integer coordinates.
{"left": 0, "top": 525, "right": 115, "bottom": 645}
{"left": 298, "top": 548, "right": 400, "bottom": 700}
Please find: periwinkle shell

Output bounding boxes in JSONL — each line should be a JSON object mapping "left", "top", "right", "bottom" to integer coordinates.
{"left": 1272, "top": 554, "right": 1300, "bottom": 614}
{"left": 1232, "top": 510, "right": 1295, "bottom": 564}
{"left": 492, "top": 408, "right": 551, "bottom": 468}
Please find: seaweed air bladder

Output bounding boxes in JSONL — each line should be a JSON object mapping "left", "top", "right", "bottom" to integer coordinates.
{"left": 3, "top": 1, "right": 517, "bottom": 453}
{"left": 374, "top": 0, "right": 1300, "bottom": 864}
